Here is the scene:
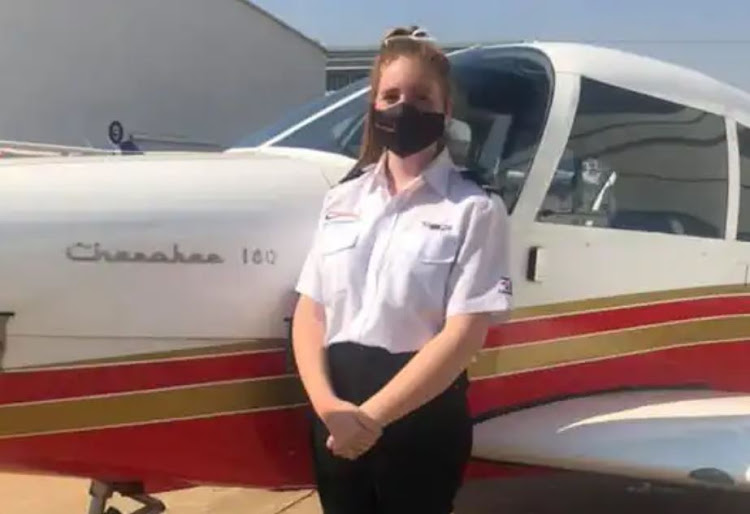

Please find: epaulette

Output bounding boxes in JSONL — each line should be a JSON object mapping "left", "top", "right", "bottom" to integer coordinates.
{"left": 459, "top": 167, "right": 502, "bottom": 197}
{"left": 340, "top": 165, "right": 501, "bottom": 196}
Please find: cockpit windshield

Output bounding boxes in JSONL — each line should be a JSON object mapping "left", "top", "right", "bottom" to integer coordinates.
{"left": 236, "top": 79, "right": 370, "bottom": 151}
{"left": 236, "top": 46, "right": 554, "bottom": 212}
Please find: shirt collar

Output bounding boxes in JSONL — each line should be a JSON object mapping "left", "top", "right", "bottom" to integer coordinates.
{"left": 372, "top": 147, "right": 456, "bottom": 198}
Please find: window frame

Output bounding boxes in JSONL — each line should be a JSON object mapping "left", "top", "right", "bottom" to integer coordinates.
{"left": 732, "top": 120, "right": 750, "bottom": 243}
{"left": 529, "top": 74, "right": 734, "bottom": 241}
{"left": 512, "top": 71, "right": 582, "bottom": 225}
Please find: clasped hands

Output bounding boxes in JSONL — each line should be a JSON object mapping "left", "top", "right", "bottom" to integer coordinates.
{"left": 318, "top": 397, "right": 383, "bottom": 461}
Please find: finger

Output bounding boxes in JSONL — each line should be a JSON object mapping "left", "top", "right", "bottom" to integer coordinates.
{"left": 352, "top": 436, "right": 377, "bottom": 454}
{"left": 344, "top": 434, "right": 378, "bottom": 456}
{"left": 350, "top": 444, "right": 371, "bottom": 458}
{"left": 331, "top": 436, "right": 365, "bottom": 456}
{"left": 349, "top": 443, "right": 372, "bottom": 460}
{"left": 359, "top": 435, "right": 378, "bottom": 451}
{"left": 329, "top": 437, "right": 351, "bottom": 455}
{"left": 330, "top": 442, "right": 344, "bottom": 456}
{"left": 338, "top": 436, "right": 375, "bottom": 459}
{"left": 338, "top": 438, "right": 367, "bottom": 453}
{"left": 328, "top": 423, "right": 380, "bottom": 455}
{"left": 328, "top": 435, "right": 354, "bottom": 456}
{"left": 333, "top": 445, "right": 357, "bottom": 460}
{"left": 330, "top": 433, "right": 356, "bottom": 452}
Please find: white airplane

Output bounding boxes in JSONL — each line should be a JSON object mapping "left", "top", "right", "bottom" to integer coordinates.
{"left": 0, "top": 41, "right": 749, "bottom": 514}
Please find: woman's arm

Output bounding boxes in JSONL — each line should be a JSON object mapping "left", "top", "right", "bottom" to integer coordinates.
{"left": 291, "top": 295, "right": 336, "bottom": 414}
{"left": 360, "top": 313, "right": 489, "bottom": 426}
{"left": 293, "top": 294, "right": 383, "bottom": 458}
{"left": 293, "top": 195, "right": 382, "bottom": 459}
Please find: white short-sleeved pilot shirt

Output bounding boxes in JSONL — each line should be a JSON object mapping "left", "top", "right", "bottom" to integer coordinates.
{"left": 295, "top": 148, "right": 512, "bottom": 353}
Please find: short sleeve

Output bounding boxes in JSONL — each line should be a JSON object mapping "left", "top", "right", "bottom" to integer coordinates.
{"left": 295, "top": 244, "right": 323, "bottom": 303}
{"left": 445, "top": 195, "right": 512, "bottom": 322}
{"left": 294, "top": 199, "right": 328, "bottom": 303}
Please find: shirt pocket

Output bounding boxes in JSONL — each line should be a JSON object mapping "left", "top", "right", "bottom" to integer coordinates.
{"left": 391, "top": 229, "right": 460, "bottom": 304}
{"left": 318, "top": 221, "right": 360, "bottom": 297}
{"left": 414, "top": 231, "right": 460, "bottom": 264}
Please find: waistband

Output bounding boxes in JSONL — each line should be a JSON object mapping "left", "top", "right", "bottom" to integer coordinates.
{"left": 325, "top": 341, "right": 468, "bottom": 405}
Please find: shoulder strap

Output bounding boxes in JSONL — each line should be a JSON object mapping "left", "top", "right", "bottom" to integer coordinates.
{"left": 459, "top": 167, "right": 501, "bottom": 197}
{"left": 340, "top": 165, "right": 501, "bottom": 196}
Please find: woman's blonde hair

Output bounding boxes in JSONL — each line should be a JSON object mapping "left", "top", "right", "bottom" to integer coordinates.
{"left": 354, "top": 26, "right": 452, "bottom": 170}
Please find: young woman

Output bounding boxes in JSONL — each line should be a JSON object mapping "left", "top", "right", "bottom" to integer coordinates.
{"left": 292, "top": 26, "right": 512, "bottom": 514}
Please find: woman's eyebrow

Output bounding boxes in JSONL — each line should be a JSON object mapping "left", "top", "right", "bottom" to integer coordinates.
{"left": 380, "top": 86, "right": 401, "bottom": 95}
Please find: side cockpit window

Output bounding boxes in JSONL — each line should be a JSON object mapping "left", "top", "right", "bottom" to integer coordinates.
{"left": 537, "top": 77, "right": 728, "bottom": 239}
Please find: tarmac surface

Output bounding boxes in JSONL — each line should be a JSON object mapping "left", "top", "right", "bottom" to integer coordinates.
{"left": 3, "top": 471, "right": 750, "bottom": 514}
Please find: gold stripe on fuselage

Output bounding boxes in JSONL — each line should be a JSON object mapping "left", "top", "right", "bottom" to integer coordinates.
{"left": 0, "top": 313, "right": 748, "bottom": 439}
{"left": 0, "top": 375, "right": 305, "bottom": 439}
{"left": 470, "top": 314, "right": 750, "bottom": 379}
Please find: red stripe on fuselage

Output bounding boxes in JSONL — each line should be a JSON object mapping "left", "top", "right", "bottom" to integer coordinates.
{"left": 487, "top": 295, "right": 750, "bottom": 348}
{"left": 468, "top": 339, "right": 750, "bottom": 415}
{"left": 2, "top": 295, "right": 747, "bottom": 405}
{"left": 0, "top": 408, "right": 315, "bottom": 490}
{"left": 0, "top": 351, "right": 288, "bottom": 405}
{"left": 0, "top": 339, "right": 747, "bottom": 491}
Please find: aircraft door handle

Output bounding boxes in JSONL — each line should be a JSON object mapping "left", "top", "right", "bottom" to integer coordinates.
{"left": 527, "top": 246, "right": 547, "bottom": 282}
{"left": 0, "top": 312, "right": 13, "bottom": 371}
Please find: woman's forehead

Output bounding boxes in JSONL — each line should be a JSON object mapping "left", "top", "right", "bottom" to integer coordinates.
{"left": 378, "top": 57, "right": 440, "bottom": 91}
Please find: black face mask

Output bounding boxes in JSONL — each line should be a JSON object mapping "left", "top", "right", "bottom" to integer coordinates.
{"left": 370, "top": 103, "right": 445, "bottom": 158}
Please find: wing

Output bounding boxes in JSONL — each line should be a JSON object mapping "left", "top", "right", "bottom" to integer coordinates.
{"left": 472, "top": 389, "right": 750, "bottom": 490}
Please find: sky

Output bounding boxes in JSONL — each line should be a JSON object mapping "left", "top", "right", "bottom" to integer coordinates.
{"left": 252, "top": 0, "right": 750, "bottom": 91}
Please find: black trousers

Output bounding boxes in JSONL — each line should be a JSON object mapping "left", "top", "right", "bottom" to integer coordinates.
{"left": 310, "top": 342, "right": 473, "bottom": 514}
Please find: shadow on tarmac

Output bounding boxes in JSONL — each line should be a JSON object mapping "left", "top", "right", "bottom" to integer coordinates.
{"left": 454, "top": 472, "right": 750, "bottom": 514}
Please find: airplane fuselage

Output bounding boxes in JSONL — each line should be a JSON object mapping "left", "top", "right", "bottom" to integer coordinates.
{"left": 0, "top": 42, "right": 749, "bottom": 498}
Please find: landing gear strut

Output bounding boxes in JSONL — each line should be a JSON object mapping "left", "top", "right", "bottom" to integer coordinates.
{"left": 88, "top": 480, "right": 166, "bottom": 514}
